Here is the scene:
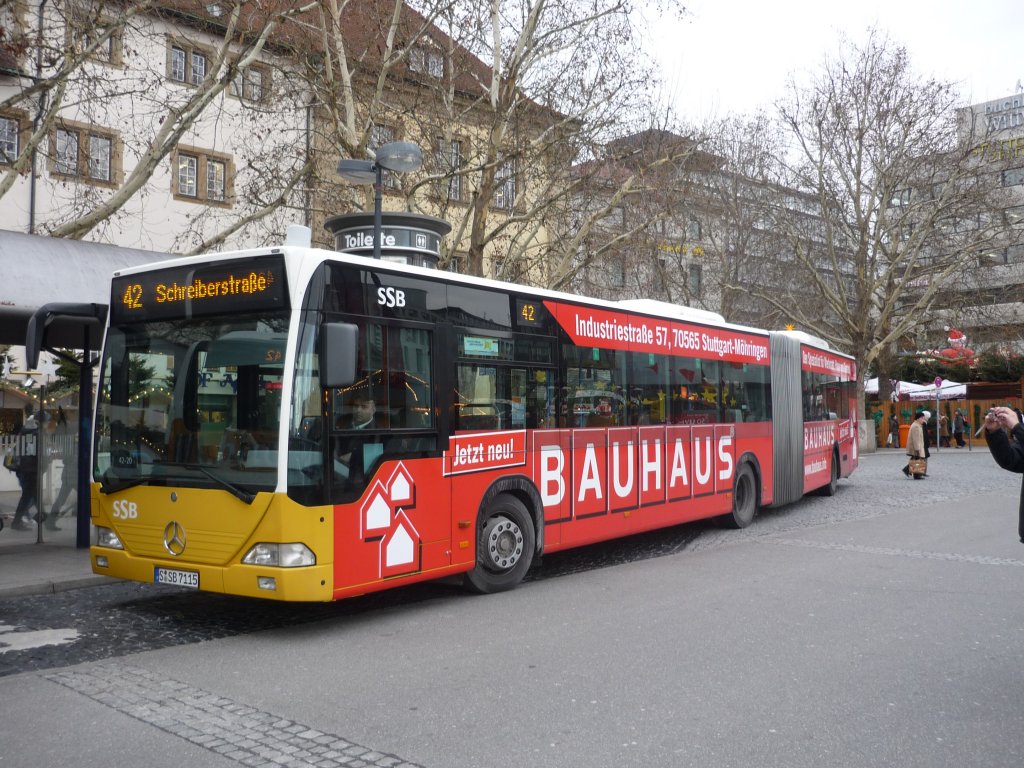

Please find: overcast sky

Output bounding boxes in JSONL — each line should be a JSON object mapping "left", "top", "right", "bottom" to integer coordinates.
{"left": 645, "top": 0, "right": 1023, "bottom": 120}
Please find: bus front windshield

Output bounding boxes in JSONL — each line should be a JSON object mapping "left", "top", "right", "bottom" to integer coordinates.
{"left": 94, "top": 312, "right": 289, "bottom": 499}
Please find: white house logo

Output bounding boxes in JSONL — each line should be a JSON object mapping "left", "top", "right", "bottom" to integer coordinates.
{"left": 359, "top": 462, "right": 421, "bottom": 578}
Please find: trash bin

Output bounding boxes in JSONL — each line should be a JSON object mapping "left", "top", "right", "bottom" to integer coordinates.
{"left": 899, "top": 424, "right": 910, "bottom": 448}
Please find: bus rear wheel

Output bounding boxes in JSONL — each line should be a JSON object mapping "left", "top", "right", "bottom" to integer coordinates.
{"left": 464, "top": 494, "right": 535, "bottom": 594}
{"left": 817, "top": 452, "right": 839, "bottom": 496}
{"left": 718, "top": 463, "right": 757, "bottom": 529}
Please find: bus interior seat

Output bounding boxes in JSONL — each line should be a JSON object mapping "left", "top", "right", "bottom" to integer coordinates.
{"left": 169, "top": 419, "right": 197, "bottom": 463}
{"left": 460, "top": 415, "right": 498, "bottom": 430}
{"left": 298, "top": 416, "right": 322, "bottom": 443}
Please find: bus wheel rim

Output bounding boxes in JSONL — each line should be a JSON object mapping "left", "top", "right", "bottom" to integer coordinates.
{"left": 483, "top": 515, "right": 524, "bottom": 571}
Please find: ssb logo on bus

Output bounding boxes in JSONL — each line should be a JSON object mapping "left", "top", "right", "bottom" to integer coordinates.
{"left": 377, "top": 287, "right": 406, "bottom": 308}
{"left": 112, "top": 499, "right": 139, "bottom": 520}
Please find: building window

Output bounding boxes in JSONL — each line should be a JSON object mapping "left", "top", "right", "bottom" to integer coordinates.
{"left": 447, "top": 252, "right": 466, "bottom": 273}
{"left": 247, "top": 67, "right": 263, "bottom": 100}
{"left": 686, "top": 219, "right": 701, "bottom": 240}
{"left": 168, "top": 41, "right": 209, "bottom": 85}
{"left": 890, "top": 188, "right": 912, "bottom": 207}
{"left": 88, "top": 134, "right": 112, "bottom": 181}
{"left": 170, "top": 46, "right": 186, "bottom": 81}
{"left": 68, "top": 13, "right": 121, "bottom": 64}
{"left": 1003, "top": 167, "right": 1024, "bottom": 187}
{"left": 55, "top": 129, "right": 78, "bottom": 175}
{"left": 977, "top": 250, "right": 1008, "bottom": 266}
{"left": 230, "top": 64, "right": 270, "bottom": 103}
{"left": 370, "top": 124, "right": 397, "bottom": 189}
{"left": 495, "top": 158, "right": 516, "bottom": 211}
{"left": 688, "top": 264, "right": 702, "bottom": 296}
{"left": 953, "top": 214, "right": 979, "bottom": 233}
{"left": 206, "top": 158, "right": 226, "bottom": 201}
{"left": 172, "top": 145, "right": 233, "bottom": 204}
{"left": 177, "top": 154, "right": 197, "bottom": 196}
{"left": 410, "top": 46, "right": 444, "bottom": 79}
{"left": 0, "top": 114, "right": 21, "bottom": 164}
{"left": 371, "top": 124, "right": 395, "bottom": 147}
{"left": 190, "top": 50, "right": 206, "bottom": 84}
{"left": 437, "top": 138, "right": 463, "bottom": 201}
{"left": 50, "top": 123, "right": 119, "bottom": 185}
{"left": 611, "top": 258, "right": 626, "bottom": 288}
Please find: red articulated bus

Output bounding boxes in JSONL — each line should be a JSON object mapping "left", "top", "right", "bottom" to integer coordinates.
{"left": 90, "top": 245, "right": 858, "bottom": 600}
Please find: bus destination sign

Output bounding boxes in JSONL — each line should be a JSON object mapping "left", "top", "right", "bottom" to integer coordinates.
{"left": 110, "top": 255, "right": 289, "bottom": 323}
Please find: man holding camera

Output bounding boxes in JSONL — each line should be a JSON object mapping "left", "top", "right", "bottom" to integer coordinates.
{"left": 983, "top": 405, "right": 1024, "bottom": 544}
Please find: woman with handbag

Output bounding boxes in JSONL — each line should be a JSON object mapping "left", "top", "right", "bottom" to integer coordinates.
{"left": 902, "top": 410, "right": 929, "bottom": 479}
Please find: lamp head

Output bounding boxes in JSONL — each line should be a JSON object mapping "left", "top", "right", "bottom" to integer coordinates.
{"left": 374, "top": 141, "right": 423, "bottom": 173}
{"left": 337, "top": 158, "right": 377, "bottom": 185}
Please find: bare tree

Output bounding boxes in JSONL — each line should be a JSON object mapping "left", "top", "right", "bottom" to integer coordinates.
{"left": 744, "top": 29, "right": 1012, "bottom": 410}
{"left": 307, "top": 0, "right": 687, "bottom": 281}
{"left": 562, "top": 128, "right": 705, "bottom": 296}
{"left": 678, "top": 112, "right": 806, "bottom": 326}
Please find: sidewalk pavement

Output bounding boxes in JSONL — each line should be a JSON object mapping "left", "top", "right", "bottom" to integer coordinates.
{"left": 0, "top": 489, "right": 112, "bottom": 599}
{"left": 0, "top": 540, "right": 111, "bottom": 599}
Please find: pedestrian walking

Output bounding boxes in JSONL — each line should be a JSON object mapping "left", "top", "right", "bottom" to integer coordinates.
{"left": 982, "top": 405, "right": 1024, "bottom": 543}
{"left": 902, "top": 410, "right": 928, "bottom": 479}
{"left": 888, "top": 414, "right": 899, "bottom": 448}
{"left": 952, "top": 408, "right": 966, "bottom": 448}
{"left": 939, "top": 413, "right": 950, "bottom": 447}
{"left": 921, "top": 410, "right": 932, "bottom": 462}
{"left": 6, "top": 406, "right": 41, "bottom": 530}
{"left": 44, "top": 407, "right": 74, "bottom": 531}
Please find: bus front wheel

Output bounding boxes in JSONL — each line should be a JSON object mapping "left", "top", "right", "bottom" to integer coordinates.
{"left": 718, "top": 463, "right": 757, "bottom": 529}
{"left": 464, "top": 494, "right": 535, "bottom": 594}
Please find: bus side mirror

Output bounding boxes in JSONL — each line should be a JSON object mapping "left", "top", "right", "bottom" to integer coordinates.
{"left": 321, "top": 322, "right": 358, "bottom": 388}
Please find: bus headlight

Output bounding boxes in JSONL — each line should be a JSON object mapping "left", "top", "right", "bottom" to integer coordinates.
{"left": 96, "top": 526, "right": 124, "bottom": 550}
{"left": 241, "top": 543, "right": 315, "bottom": 567}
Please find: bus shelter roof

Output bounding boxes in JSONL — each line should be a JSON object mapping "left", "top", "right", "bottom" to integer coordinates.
{"left": 0, "top": 231, "right": 166, "bottom": 347}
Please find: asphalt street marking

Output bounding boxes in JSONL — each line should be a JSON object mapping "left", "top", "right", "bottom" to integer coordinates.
{"left": 45, "top": 663, "right": 423, "bottom": 768}
{"left": 0, "top": 624, "right": 79, "bottom": 653}
{"left": 770, "top": 537, "right": 1024, "bottom": 566}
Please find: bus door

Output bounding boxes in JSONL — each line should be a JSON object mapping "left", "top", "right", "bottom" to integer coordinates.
{"left": 450, "top": 330, "right": 559, "bottom": 547}
{"left": 322, "top": 316, "right": 451, "bottom": 579}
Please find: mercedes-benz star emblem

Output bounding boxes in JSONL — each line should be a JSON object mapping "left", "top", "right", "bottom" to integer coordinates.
{"left": 163, "top": 521, "right": 187, "bottom": 556}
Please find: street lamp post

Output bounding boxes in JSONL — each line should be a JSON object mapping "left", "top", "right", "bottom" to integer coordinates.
{"left": 337, "top": 141, "right": 423, "bottom": 260}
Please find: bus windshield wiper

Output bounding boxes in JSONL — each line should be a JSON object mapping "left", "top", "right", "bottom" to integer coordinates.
{"left": 99, "top": 474, "right": 150, "bottom": 494}
{"left": 180, "top": 464, "right": 257, "bottom": 505}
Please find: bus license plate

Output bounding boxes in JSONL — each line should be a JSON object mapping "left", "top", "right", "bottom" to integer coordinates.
{"left": 154, "top": 567, "right": 199, "bottom": 589}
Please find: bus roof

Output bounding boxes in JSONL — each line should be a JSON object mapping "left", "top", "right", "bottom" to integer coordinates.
{"left": 111, "top": 242, "right": 849, "bottom": 358}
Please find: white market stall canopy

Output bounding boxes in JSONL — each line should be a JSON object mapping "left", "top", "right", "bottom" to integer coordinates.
{"left": 865, "top": 378, "right": 966, "bottom": 400}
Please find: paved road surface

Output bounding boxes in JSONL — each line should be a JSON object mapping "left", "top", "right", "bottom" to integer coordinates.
{"left": 1, "top": 447, "right": 1022, "bottom": 767}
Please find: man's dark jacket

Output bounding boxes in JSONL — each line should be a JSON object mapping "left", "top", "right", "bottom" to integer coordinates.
{"left": 984, "top": 422, "right": 1024, "bottom": 543}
